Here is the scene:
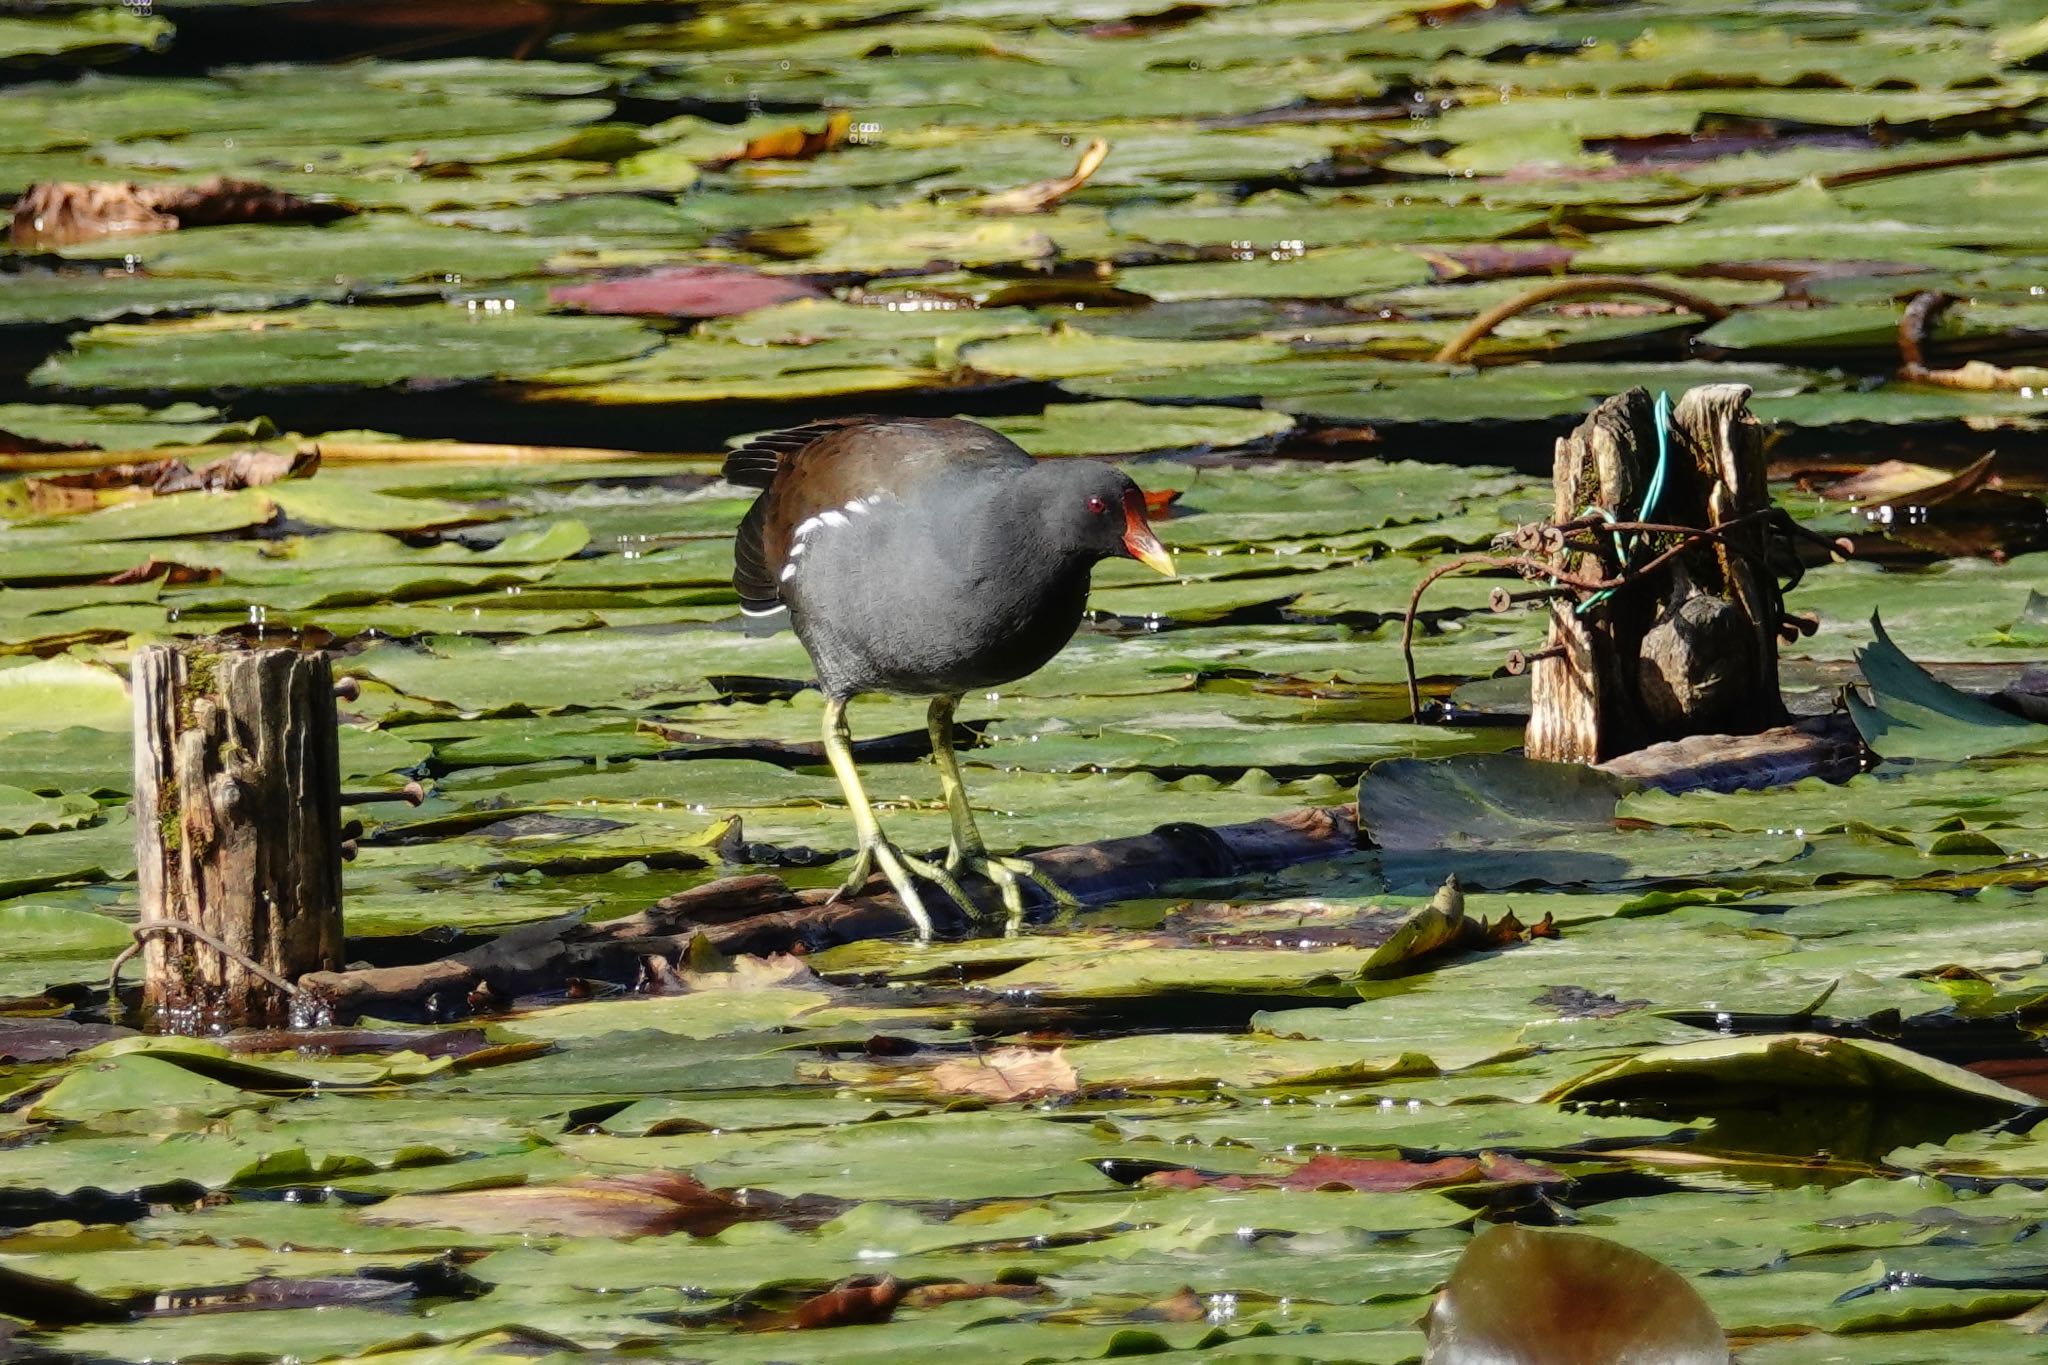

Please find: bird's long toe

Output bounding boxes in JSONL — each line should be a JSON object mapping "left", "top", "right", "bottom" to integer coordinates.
{"left": 947, "top": 852, "right": 1080, "bottom": 938}
{"left": 835, "top": 834, "right": 993, "bottom": 942}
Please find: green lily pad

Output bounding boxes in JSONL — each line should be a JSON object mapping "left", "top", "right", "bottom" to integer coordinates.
{"left": 1547, "top": 1033, "right": 2038, "bottom": 1113}
{"left": 1849, "top": 612, "right": 2048, "bottom": 761}
{"left": 983, "top": 401, "right": 1293, "bottom": 456}
{"left": 960, "top": 326, "right": 1289, "bottom": 380}
{"left": 33, "top": 305, "right": 661, "bottom": 393}
{"left": 0, "top": 657, "right": 129, "bottom": 738}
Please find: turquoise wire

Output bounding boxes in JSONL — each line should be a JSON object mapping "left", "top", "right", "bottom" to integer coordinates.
{"left": 1574, "top": 389, "right": 1672, "bottom": 617}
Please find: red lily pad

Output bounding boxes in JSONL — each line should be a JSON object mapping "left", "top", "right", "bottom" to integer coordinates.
{"left": 549, "top": 266, "right": 822, "bottom": 319}
{"left": 1142, "top": 1150, "right": 1563, "bottom": 1194}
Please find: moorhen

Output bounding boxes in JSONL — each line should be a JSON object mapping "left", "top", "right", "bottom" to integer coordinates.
{"left": 725, "top": 415, "right": 1176, "bottom": 939}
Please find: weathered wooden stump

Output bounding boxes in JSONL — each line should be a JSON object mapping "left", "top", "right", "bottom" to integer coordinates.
{"left": 131, "top": 643, "right": 344, "bottom": 1030}
{"left": 1526, "top": 384, "right": 1790, "bottom": 763}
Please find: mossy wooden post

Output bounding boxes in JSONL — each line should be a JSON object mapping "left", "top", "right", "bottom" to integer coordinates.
{"left": 1526, "top": 383, "right": 1789, "bottom": 763}
{"left": 132, "top": 643, "right": 344, "bottom": 1030}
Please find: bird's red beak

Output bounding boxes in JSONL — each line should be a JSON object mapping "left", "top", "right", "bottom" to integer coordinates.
{"left": 1121, "top": 487, "right": 1175, "bottom": 577}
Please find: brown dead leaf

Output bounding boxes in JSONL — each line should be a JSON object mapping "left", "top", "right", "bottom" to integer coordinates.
{"left": 1425, "top": 1225, "right": 1726, "bottom": 1364}
{"left": 361, "top": 1171, "right": 750, "bottom": 1239}
{"left": 33, "top": 447, "right": 314, "bottom": 496}
{"left": 976, "top": 138, "right": 1110, "bottom": 216}
{"left": 671, "top": 931, "right": 821, "bottom": 992}
{"left": 23, "top": 447, "right": 318, "bottom": 516}
{"left": 928, "top": 1045, "right": 1078, "bottom": 1101}
{"left": 12, "top": 177, "right": 352, "bottom": 247}
{"left": 791, "top": 1275, "right": 904, "bottom": 1329}
{"left": 688, "top": 951, "right": 819, "bottom": 992}
{"left": 706, "top": 112, "right": 853, "bottom": 169}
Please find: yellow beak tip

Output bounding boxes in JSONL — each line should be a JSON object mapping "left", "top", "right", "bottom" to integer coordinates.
{"left": 1137, "top": 545, "right": 1176, "bottom": 578}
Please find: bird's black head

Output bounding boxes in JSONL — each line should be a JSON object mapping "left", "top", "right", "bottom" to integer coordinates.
{"left": 1027, "top": 461, "right": 1176, "bottom": 577}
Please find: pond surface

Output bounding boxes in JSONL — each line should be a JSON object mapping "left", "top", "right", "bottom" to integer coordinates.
{"left": 5, "top": 0, "right": 2048, "bottom": 1360}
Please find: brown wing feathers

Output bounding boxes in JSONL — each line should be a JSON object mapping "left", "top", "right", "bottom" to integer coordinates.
{"left": 726, "top": 417, "right": 877, "bottom": 613}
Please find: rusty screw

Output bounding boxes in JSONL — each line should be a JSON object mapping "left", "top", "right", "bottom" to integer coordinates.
{"left": 1489, "top": 585, "right": 1573, "bottom": 614}
{"left": 1504, "top": 645, "right": 1567, "bottom": 676}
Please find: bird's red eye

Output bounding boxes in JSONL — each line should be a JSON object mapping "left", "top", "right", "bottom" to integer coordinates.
{"left": 1087, "top": 495, "right": 1108, "bottom": 515}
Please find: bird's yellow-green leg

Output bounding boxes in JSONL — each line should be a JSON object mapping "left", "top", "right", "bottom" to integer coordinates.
{"left": 927, "top": 695, "right": 1081, "bottom": 937}
{"left": 821, "top": 696, "right": 975, "bottom": 942}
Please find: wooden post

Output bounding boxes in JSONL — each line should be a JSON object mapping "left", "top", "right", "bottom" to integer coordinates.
{"left": 132, "top": 643, "right": 344, "bottom": 1030}
{"left": 1526, "top": 383, "right": 1789, "bottom": 763}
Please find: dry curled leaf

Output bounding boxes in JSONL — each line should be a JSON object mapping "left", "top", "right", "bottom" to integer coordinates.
{"left": 11, "top": 177, "right": 352, "bottom": 246}
{"left": 791, "top": 1275, "right": 904, "bottom": 1329}
{"left": 706, "top": 112, "right": 853, "bottom": 169}
{"left": 1821, "top": 453, "right": 1997, "bottom": 504}
{"left": 21, "top": 448, "right": 318, "bottom": 516}
{"left": 928, "top": 1045, "right": 1078, "bottom": 1101}
{"left": 976, "top": 138, "right": 1111, "bottom": 215}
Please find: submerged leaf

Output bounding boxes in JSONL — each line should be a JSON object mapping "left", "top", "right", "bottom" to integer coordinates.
{"left": 361, "top": 1171, "right": 752, "bottom": 1238}
{"left": 928, "top": 1046, "right": 1079, "bottom": 1101}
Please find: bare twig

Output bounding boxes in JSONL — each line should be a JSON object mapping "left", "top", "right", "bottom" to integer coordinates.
{"left": 112, "top": 919, "right": 307, "bottom": 1000}
{"left": 1431, "top": 276, "right": 1733, "bottom": 364}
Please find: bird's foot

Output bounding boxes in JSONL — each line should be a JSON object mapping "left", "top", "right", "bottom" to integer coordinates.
{"left": 827, "top": 836, "right": 976, "bottom": 943}
{"left": 945, "top": 848, "right": 1081, "bottom": 938}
